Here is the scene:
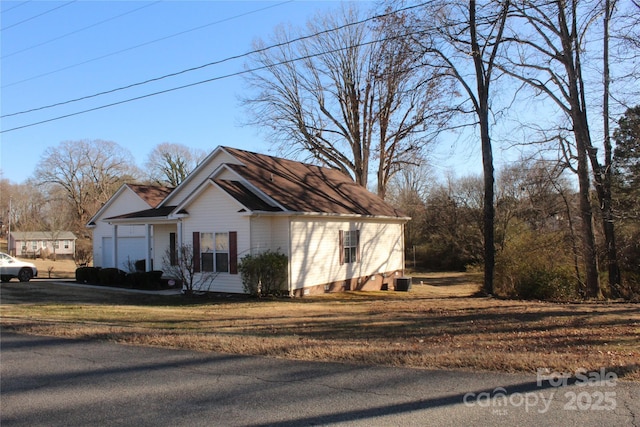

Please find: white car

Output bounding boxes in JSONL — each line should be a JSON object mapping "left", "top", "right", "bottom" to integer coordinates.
{"left": 0, "top": 252, "right": 38, "bottom": 282}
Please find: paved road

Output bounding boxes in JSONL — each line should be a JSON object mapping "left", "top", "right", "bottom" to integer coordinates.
{"left": 1, "top": 332, "right": 638, "bottom": 426}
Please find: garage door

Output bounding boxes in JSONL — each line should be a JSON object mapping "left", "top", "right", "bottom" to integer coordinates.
{"left": 102, "top": 237, "right": 147, "bottom": 270}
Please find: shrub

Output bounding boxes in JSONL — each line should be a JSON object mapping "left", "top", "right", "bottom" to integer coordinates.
{"left": 495, "top": 226, "right": 579, "bottom": 300}
{"left": 75, "top": 267, "right": 100, "bottom": 284}
{"left": 134, "top": 259, "right": 146, "bottom": 272}
{"left": 239, "top": 250, "right": 288, "bottom": 297}
{"left": 512, "top": 266, "right": 575, "bottom": 300}
{"left": 126, "top": 271, "right": 164, "bottom": 290}
{"left": 98, "top": 268, "right": 127, "bottom": 287}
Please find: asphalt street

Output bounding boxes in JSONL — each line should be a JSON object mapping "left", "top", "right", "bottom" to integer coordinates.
{"left": 1, "top": 332, "right": 638, "bottom": 426}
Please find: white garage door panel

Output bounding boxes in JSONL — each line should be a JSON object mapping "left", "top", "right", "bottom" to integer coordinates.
{"left": 102, "top": 237, "right": 147, "bottom": 270}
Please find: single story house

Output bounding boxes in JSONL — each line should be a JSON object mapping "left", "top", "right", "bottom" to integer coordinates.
{"left": 87, "top": 146, "right": 410, "bottom": 295}
{"left": 9, "top": 231, "right": 77, "bottom": 259}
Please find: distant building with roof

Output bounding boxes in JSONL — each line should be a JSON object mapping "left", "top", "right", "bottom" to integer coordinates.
{"left": 9, "top": 231, "right": 77, "bottom": 259}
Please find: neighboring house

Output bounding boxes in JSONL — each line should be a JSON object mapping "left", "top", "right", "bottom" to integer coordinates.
{"left": 88, "top": 146, "right": 410, "bottom": 295}
{"left": 9, "top": 231, "right": 77, "bottom": 259}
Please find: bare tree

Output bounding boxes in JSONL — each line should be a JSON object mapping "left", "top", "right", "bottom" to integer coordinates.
{"left": 243, "top": 4, "right": 450, "bottom": 199}
{"left": 162, "top": 244, "right": 218, "bottom": 296}
{"left": 145, "top": 142, "right": 206, "bottom": 187}
{"left": 386, "top": 162, "right": 432, "bottom": 253}
{"left": 1, "top": 180, "right": 47, "bottom": 233}
{"left": 34, "top": 140, "right": 138, "bottom": 235}
{"left": 406, "top": 0, "right": 511, "bottom": 294}
{"left": 496, "top": 0, "right": 631, "bottom": 298}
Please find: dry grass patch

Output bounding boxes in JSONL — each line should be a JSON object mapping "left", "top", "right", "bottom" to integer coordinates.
{"left": 1, "top": 276, "right": 639, "bottom": 381}
{"left": 18, "top": 257, "right": 79, "bottom": 279}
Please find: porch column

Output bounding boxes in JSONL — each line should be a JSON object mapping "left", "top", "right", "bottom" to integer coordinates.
{"left": 177, "top": 220, "right": 183, "bottom": 260}
{"left": 112, "top": 224, "right": 118, "bottom": 269}
{"left": 145, "top": 224, "right": 152, "bottom": 272}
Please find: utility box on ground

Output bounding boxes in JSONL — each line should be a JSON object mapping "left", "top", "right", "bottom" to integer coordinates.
{"left": 394, "top": 277, "right": 411, "bottom": 292}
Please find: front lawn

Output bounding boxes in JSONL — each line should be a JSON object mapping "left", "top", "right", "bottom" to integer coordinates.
{"left": 1, "top": 274, "right": 638, "bottom": 381}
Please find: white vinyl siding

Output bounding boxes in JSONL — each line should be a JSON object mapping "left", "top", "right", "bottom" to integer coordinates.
{"left": 249, "top": 216, "right": 289, "bottom": 258}
{"left": 289, "top": 218, "right": 404, "bottom": 290}
{"left": 181, "top": 184, "right": 249, "bottom": 293}
{"left": 91, "top": 187, "right": 157, "bottom": 268}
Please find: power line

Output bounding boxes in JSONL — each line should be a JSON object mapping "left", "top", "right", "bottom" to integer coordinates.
{"left": 1, "top": 1, "right": 32, "bottom": 14}
{"left": 1, "top": 1, "right": 162, "bottom": 59}
{"left": 0, "top": 26, "right": 431, "bottom": 134}
{"left": 0, "top": 2, "right": 429, "bottom": 134}
{"left": 0, "top": 1, "right": 76, "bottom": 32}
{"left": 2, "top": 1, "right": 429, "bottom": 119}
{"left": 2, "top": 0, "right": 294, "bottom": 89}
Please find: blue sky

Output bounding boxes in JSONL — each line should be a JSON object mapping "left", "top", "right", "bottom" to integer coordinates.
{"left": 1, "top": 0, "right": 485, "bottom": 185}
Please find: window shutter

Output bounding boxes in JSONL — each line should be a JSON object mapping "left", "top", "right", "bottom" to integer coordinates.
{"left": 169, "top": 233, "right": 176, "bottom": 266}
{"left": 229, "top": 231, "right": 238, "bottom": 274}
{"left": 193, "top": 232, "right": 201, "bottom": 273}
{"left": 339, "top": 230, "right": 344, "bottom": 265}
{"left": 356, "top": 230, "right": 360, "bottom": 263}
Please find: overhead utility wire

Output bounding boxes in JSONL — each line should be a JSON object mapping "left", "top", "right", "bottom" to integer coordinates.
{"left": 1, "top": 1, "right": 32, "bottom": 14}
{"left": 2, "top": 1, "right": 162, "bottom": 59}
{"left": 0, "top": 0, "right": 76, "bottom": 32}
{"left": 0, "top": 27, "right": 431, "bottom": 134}
{"left": 2, "top": 1, "right": 429, "bottom": 119}
{"left": 2, "top": 0, "right": 294, "bottom": 88}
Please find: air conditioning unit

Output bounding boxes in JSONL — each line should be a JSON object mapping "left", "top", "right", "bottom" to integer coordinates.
{"left": 394, "top": 277, "right": 411, "bottom": 292}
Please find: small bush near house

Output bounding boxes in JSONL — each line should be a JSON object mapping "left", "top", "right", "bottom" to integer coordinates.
{"left": 98, "top": 268, "right": 127, "bottom": 287}
{"left": 75, "top": 267, "right": 165, "bottom": 290}
{"left": 76, "top": 267, "right": 100, "bottom": 284}
{"left": 126, "top": 271, "right": 164, "bottom": 290}
{"left": 239, "top": 250, "right": 288, "bottom": 297}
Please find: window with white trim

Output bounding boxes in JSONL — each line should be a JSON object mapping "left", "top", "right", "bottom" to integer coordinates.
{"left": 341, "top": 230, "right": 359, "bottom": 264}
{"left": 215, "top": 233, "right": 229, "bottom": 273}
{"left": 200, "top": 232, "right": 214, "bottom": 272}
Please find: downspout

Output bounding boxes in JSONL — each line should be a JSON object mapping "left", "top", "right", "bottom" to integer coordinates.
{"left": 112, "top": 224, "right": 118, "bottom": 269}
{"left": 402, "top": 222, "right": 406, "bottom": 277}
{"left": 288, "top": 218, "right": 293, "bottom": 297}
{"left": 145, "top": 224, "right": 152, "bottom": 272}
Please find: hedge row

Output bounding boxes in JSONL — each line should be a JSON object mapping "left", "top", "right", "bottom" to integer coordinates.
{"left": 75, "top": 267, "right": 167, "bottom": 290}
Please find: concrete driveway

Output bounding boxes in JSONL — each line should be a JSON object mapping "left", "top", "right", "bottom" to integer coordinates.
{"left": 1, "top": 332, "right": 638, "bottom": 426}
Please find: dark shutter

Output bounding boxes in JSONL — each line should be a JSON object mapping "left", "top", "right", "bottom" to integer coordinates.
{"left": 229, "top": 231, "right": 238, "bottom": 274}
{"left": 169, "top": 233, "right": 176, "bottom": 265}
{"left": 193, "top": 232, "right": 201, "bottom": 273}
{"left": 355, "top": 230, "right": 360, "bottom": 263}
{"left": 339, "top": 230, "right": 344, "bottom": 265}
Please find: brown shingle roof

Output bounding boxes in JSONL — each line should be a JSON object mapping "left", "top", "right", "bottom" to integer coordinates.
{"left": 106, "top": 206, "right": 177, "bottom": 220}
{"left": 223, "top": 147, "right": 406, "bottom": 218}
{"left": 214, "top": 179, "right": 282, "bottom": 212}
{"left": 128, "top": 184, "right": 173, "bottom": 208}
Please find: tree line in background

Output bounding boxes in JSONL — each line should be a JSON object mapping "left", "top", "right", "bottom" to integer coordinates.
{"left": 387, "top": 105, "right": 639, "bottom": 300}
{"left": 1, "top": 0, "right": 638, "bottom": 300}
{"left": 0, "top": 141, "right": 206, "bottom": 261}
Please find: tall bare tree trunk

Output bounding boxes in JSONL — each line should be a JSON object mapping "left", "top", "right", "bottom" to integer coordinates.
{"left": 470, "top": 0, "right": 503, "bottom": 294}
{"left": 558, "top": 4, "right": 601, "bottom": 298}
{"left": 601, "top": 0, "right": 622, "bottom": 296}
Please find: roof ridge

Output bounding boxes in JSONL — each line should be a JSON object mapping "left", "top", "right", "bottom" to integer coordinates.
{"left": 223, "top": 146, "right": 337, "bottom": 173}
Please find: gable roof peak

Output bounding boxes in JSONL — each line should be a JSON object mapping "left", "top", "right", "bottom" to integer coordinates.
{"left": 221, "top": 146, "right": 406, "bottom": 218}
{"left": 126, "top": 183, "right": 173, "bottom": 208}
